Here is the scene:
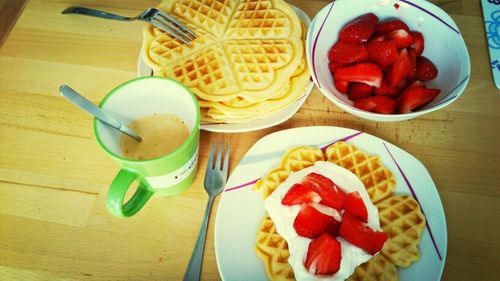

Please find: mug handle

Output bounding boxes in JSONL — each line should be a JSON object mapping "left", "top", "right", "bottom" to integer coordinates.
{"left": 106, "top": 169, "right": 154, "bottom": 218}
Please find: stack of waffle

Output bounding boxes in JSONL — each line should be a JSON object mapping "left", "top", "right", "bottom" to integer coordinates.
{"left": 141, "top": 0, "right": 309, "bottom": 123}
{"left": 254, "top": 142, "right": 426, "bottom": 281}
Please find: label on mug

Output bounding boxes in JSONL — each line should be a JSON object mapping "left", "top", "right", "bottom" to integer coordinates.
{"left": 145, "top": 146, "right": 199, "bottom": 189}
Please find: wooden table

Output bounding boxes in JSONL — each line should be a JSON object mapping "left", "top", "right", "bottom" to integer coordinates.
{"left": 0, "top": 0, "right": 498, "bottom": 280}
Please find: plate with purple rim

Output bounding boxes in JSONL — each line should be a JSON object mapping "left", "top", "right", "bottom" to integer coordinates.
{"left": 137, "top": 6, "right": 314, "bottom": 133}
{"left": 214, "top": 126, "right": 447, "bottom": 280}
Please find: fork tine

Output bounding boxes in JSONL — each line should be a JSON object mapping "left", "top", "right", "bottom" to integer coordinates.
{"left": 222, "top": 142, "right": 230, "bottom": 182}
{"left": 156, "top": 9, "right": 197, "bottom": 39}
{"left": 214, "top": 141, "right": 223, "bottom": 171}
{"left": 206, "top": 140, "right": 215, "bottom": 171}
{"left": 151, "top": 18, "right": 191, "bottom": 46}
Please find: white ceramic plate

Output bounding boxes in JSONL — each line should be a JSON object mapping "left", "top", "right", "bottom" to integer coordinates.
{"left": 137, "top": 6, "right": 313, "bottom": 133}
{"left": 214, "top": 126, "right": 447, "bottom": 280}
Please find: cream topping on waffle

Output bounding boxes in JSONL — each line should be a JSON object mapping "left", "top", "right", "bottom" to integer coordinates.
{"left": 264, "top": 161, "right": 381, "bottom": 281}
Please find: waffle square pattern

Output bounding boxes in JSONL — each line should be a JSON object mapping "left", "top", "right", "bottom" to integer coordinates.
{"left": 142, "top": 0, "right": 306, "bottom": 123}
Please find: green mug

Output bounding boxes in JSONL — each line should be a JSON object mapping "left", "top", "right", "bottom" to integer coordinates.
{"left": 94, "top": 77, "right": 200, "bottom": 218}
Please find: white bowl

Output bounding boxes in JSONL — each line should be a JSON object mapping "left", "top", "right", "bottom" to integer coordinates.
{"left": 306, "top": 0, "right": 470, "bottom": 122}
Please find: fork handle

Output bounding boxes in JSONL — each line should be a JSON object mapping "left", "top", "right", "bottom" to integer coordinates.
{"left": 183, "top": 196, "right": 215, "bottom": 281}
{"left": 62, "top": 7, "right": 134, "bottom": 21}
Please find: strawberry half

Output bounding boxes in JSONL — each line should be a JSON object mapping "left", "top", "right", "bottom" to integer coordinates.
{"left": 374, "top": 80, "right": 400, "bottom": 98}
{"left": 348, "top": 82, "right": 373, "bottom": 100}
{"left": 353, "top": 95, "right": 397, "bottom": 114}
{"left": 334, "top": 79, "right": 349, "bottom": 94}
{"left": 373, "top": 19, "right": 409, "bottom": 36}
{"left": 410, "top": 31, "right": 425, "bottom": 55}
{"left": 407, "top": 48, "right": 418, "bottom": 83}
{"left": 294, "top": 204, "right": 339, "bottom": 239}
{"left": 416, "top": 56, "right": 438, "bottom": 81}
{"left": 338, "top": 13, "right": 379, "bottom": 44}
{"left": 282, "top": 183, "right": 320, "bottom": 206}
{"left": 339, "top": 212, "right": 388, "bottom": 255}
{"left": 387, "top": 29, "right": 413, "bottom": 49}
{"left": 328, "top": 41, "right": 369, "bottom": 64}
{"left": 305, "top": 233, "right": 342, "bottom": 275}
{"left": 335, "top": 63, "right": 382, "bottom": 88}
{"left": 366, "top": 40, "right": 398, "bottom": 68}
{"left": 329, "top": 61, "right": 346, "bottom": 74}
{"left": 387, "top": 48, "right": 412, "bottom": 86}
{"left": 398, "top": 86, "right": 440, "bottom": 113}
{"left": 301, "top": 173, "right": 346, "bottom": 210}
{"left": 344, "top": 191, "right": 368, "bottom": 222}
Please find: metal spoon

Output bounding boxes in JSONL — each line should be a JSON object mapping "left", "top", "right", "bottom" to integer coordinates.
{"left": 59, "top": 85, "right": 142, "bottom": 142}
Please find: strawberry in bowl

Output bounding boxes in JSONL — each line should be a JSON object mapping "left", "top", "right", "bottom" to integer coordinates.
{"left": 306, "top": 0, "right": 470, "bottom": 121}
{"left": 328, "top": 13, "right": 441, "bottom": 114}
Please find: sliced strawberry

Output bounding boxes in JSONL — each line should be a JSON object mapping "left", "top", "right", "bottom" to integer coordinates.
{"left": 366, "top": 40, "right": 398, "bottom": 68}
{"left": 294, "top": 204, "right": 339, "bottom": 239}
{"left": 416, "top": 56, "right": 438, "bottom": 81}
{"left": 387, "top": 48, "right": 412, "bottom": 86}
{"left": 282, "top": 183, "right": 320, "bottom": 206}
{"left": 344, "top": 191, "right": 368, "bottom": 222}
{"left": 387, "top": 29, "right": 413, "bottom": 48}
{"left": 301, "top": 173, "right": 346, "bottom": 210}
{"left": 373, "top": 19, "right": 409, "bottom": 36}
{"left": 398, "top": 86, "right": 440, "bottom": 113}
{"left": 329, "top": 61, "right": 346, "bottom": 74}
{"left": 348, "top": 82, "right": 373, "bottom": 100}
{"left": 328, "top": 41, "right": 369, "bottom": 64}
{"left": 407, "top": 48, "right": 418, "bottom": 82}
{"left": 374, "top": 80, "right": 400, "bottom": 98}
{"left": 339, "top": 212, "right": 388, "bottom": 255}
{"left": 410, "top": 31, "right": 424, "bottom": 55}
{"left": 338, "top": 13, "right": 379, "bottom": 44}
{"left": 368, "top": 35, "right": 386, "bottom": 43}
{"left": 305, "top": 233, "right": 342, "bottom": 275}
{"left": 353, "top": 96, "right": 397, "bottom": 114}
{"left": 334, "top": 79, "right": 349, "bottom": 94}
{"left": 407, "top": 80, "right": 425, "bottom": 89}
{"left": 335, "top": 63, "right": 382, "bottom": 88}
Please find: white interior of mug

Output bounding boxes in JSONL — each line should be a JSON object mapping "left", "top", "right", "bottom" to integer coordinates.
{"left": 95, "top": 77, "right": 199, "bottom": 158}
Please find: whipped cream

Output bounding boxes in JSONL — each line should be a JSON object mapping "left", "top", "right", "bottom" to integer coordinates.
{"left": 264, "top": 161, "right": 381, "bottom": 281}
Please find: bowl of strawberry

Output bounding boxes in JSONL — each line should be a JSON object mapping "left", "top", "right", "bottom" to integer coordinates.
{"left": 306, "top": 0, "right": 470, "bottom": 121}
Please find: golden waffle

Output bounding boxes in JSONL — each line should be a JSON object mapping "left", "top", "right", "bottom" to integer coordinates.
{"left": 325, "top": 141, "right": 396, "bottom": 204}
{"left": 255, "top": 216, "right": 295, "bottom": 281}
{"left": 375, "top": 195, "right": 426, "bottom": 267}
{"left": 142, "top": 0, "right": 305, "bottom": 122}
{"left": 253, "top": 146, "right": 324, "bottom": 199}
{"left": 347, "top": 254, "right": 399, "bottom": 281}
{"left": 198, "top": 54, "right": 309, "bottom": 122}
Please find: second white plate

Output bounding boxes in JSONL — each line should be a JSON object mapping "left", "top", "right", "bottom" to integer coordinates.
{"left": 214, "top": 126, "right": 447, "bottom": 280}
{"left": 137, "top": 6, "right": 313, "bottom": 133}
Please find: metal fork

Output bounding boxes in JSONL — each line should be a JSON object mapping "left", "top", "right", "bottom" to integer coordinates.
{"left": 183, "top": 140, "right": 230, "bottom": 281}
{"left": 61, "top": 7, "right": 196, "bottom": 45}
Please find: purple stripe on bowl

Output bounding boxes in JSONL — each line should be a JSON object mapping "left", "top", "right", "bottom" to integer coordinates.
{"left": 383, "top": 142, "right": 443, "bottom": 261}
{"left": 400, "top": 0, "right": 460, "bottom": 34}
{"left": 224, "top": 131, "right": 363, "bottom": 193}
{"left": 311, "top": 2, "right": 335, "bottom": 88}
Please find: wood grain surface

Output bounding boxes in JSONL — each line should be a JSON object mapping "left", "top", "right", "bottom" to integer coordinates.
{"left": 0, "top": 0, "right": 499, "bottom": 280}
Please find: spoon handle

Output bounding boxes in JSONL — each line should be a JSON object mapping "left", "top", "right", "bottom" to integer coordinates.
{"left": 59, "top": 85, "right": 142, "bottom": 141}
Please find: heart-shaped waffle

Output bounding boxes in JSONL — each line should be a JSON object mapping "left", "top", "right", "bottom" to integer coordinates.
{"left": 142, "top": 0, "right": 305, "bottom": 122}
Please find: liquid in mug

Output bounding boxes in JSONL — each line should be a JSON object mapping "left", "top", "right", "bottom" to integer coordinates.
{"left": 120, "top": 113, "right": 189, "bottom": 161}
